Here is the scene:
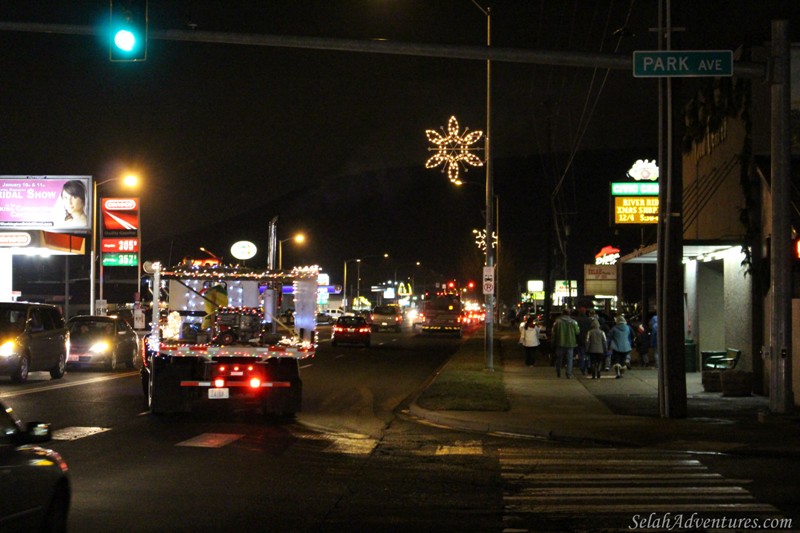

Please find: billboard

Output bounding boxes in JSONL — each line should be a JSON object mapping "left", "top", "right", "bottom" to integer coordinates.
{"left": 0, "top": 176, "right": 92, "bottom": 233}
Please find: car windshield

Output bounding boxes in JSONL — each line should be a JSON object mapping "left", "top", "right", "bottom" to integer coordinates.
{"left": 69, "top": 320, "right": 114, "bottom": 339}
{"left": 0, "top": 306, "right": 27, "bottom": 333}
{"left": 373, "top": 306, "right": 398, "bottom": 315}
{"left": 337, "top": 316, "right": 366, "bottom": 327}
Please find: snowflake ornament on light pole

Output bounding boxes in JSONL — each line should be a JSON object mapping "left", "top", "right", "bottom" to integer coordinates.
{"left": 473, "top": 228, "right": 497, "bottom": 254}
{"left": 425, "top": 116, "right": 484, "bottom": 185}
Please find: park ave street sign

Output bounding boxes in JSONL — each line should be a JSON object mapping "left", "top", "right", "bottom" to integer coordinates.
{"left": 633, "top": 50, "right": 733, "bottom": 78}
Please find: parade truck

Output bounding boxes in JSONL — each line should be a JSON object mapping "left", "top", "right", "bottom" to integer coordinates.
{"left": 419, "top": 294, "right": 464, "bottom": 338}
{"left": 140, "top": 261, "right": 319, "bottom": 416}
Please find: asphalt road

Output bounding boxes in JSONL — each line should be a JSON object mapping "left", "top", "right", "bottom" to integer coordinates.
{"left": 1, "top": 325, "right": 796, "bottom": 532}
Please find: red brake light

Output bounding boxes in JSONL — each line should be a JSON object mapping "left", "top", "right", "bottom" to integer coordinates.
{"left": 219, "top": 366, "right": 226, "bottom": 372}
{"left": 214, "top": 378, "right": 225, "bottom": 388}
{"left": 249, "top": 377, "right": 261, "bottom": 388}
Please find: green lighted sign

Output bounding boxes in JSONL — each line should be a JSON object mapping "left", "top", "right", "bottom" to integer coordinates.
{"left": 102, "top": 253, "right": 138, "bottom": 267}
{"left": 611, "top": 182, "right": 660, "bottom": 196}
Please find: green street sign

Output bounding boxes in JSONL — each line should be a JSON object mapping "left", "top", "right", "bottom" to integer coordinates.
{"left": 611, "top": 182, "right": 660, "bottom": 196}
{"left": 102, "top": 253, "right": 138, "bottom": 267}
{"left": 633, "top": 50, "right": 733, "bottom": 78}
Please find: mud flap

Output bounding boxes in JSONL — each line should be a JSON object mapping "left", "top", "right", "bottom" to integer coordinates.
{"left": 148, "top": 355, "right": 196, "bottom": 414}
{"left": 262, "top": 358, "right": 302, "bottom": 415}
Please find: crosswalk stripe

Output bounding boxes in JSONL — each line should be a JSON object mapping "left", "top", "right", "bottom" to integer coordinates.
{"left": 500, "top": 446, "right": 782, "bottom": 524}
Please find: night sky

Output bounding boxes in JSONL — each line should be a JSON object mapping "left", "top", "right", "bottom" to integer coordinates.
{"left": 1, "top": 1, "right": 798, "bottom": 303}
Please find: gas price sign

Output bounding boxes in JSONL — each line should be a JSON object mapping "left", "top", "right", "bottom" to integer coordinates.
{"left": 102, "top": 253, "right": 138, "bottom": 267}
{"left": 101, "top": 238, "right": 139, "bottom": 253}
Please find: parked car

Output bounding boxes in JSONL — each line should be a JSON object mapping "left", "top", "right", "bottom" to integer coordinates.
{"left": 331, "top": 316, "right": 371, "bottom": 347}
{"left": 316, "top": 313, "right": 335, "bottom": 325}
{"left": 0, "top": 399, "right": 70, "bottom": 531}
{"left": 369, "top": 305, "right": 402, "bottom": 332}
{"left": 0, "top": 302, "right": 68, "bottom": 383}
{"left": 66, "top": 315, "right": 139, "bottom": 371}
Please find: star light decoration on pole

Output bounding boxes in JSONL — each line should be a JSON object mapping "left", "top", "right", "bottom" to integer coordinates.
{"left": 425, "top": 116, "right": 484, "bottom": 185}
{"left": 472, "top": 228, "right": 497, "bottom": 254}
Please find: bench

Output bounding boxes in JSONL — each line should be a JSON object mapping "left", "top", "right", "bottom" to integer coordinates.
{"left": 702, "top": 348, "right": 741, "bottom": 370}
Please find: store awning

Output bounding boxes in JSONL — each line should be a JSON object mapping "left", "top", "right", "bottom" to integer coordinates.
{"left": 619, "top": 240, "right": 743, "bottom": 264}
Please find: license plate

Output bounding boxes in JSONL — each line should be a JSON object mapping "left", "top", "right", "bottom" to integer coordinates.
{"left": 347, "top": 328, "right": 355, "bottom": 332}
{"left": 381, "top": 322, "right": 388, "bottom": 326}
{"left": 209, "top": 388, "right": 229, "bottom": 399}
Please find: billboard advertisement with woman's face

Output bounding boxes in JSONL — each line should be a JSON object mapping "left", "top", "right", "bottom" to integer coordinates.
{"left": 0, "top": 176, "right": 92, "bottom": 233}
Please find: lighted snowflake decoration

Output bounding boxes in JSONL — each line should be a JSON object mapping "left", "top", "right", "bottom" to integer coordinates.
{"left": 425, "top": 116, "right": 484, "bottom": 185}
{"left": 472, "top": 228, "right": 497, "bottom": 253}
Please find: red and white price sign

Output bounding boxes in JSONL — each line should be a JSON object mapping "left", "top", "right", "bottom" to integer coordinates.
{"left": 102, "top": 238, "right": 139, "bottom": 253}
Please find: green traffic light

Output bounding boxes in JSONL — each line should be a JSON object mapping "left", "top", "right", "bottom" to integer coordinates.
{"left": 114, "top": 29, "right": 136, "bottom": 52}
{"left": 109, "top": 0, "right": 148, "bottom": 61}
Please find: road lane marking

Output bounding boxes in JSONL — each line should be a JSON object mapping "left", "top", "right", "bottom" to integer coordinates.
{"left": 0, "top": 372, "right": 138, "bottom": 398}
{"left": 53, "top": 426, "right": 112, "bottom": 441}
{"left": 434, "top": 440, "right": 484, "bottom": 456}
{"left": 177, "top": 433, "right": 244, "bottom": 448}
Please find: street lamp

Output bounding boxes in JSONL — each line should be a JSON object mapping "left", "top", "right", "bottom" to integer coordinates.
{"left": 278, "top": 233, "right": 305, "bottom": 271}
{"left": 343, "top": 253, "right": 388, "bottom": 312}
{"left": 90, "top": 173, "right": 138, "bottom": 315}
{"left": 393, "top": 261, "right": 420, "bottom": 301}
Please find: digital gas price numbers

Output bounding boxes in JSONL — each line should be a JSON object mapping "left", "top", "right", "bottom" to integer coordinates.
{"left": 102, "top": 238, "right": 139, "bottom": 253}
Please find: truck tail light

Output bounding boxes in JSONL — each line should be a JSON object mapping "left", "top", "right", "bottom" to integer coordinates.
{"left": 249, "top": 377, "right": 261, "bottom": 389}
{"left": 214, "top": 378, "right": 225, "bottom": 388}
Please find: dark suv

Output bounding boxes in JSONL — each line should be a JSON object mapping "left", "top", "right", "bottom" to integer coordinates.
{"left": 0, "top": 302, "right": 69, "bottom": 382}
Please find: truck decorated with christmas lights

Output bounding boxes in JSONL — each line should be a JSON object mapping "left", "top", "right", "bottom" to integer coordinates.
{"left": 140, "top": 261, "right": 318, "bottom": 416}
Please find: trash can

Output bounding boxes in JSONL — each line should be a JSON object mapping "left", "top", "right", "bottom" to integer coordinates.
{"left": 685, "top": 339, "right": 697, "bottom": 372}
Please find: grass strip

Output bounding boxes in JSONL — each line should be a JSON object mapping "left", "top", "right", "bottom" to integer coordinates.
{"left": 416, "top": 341, "right": 509, "bottom": 411}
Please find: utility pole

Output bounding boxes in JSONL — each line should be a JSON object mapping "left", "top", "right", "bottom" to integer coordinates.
{"left": 768, "top": 19, "right": 793, "bottom": 413}
{"left": 655, "top": 0, "right": 687, "bottom": 418}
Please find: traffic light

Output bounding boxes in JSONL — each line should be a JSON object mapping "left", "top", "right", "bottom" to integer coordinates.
{"left": 467, "top": 281, "right": 475, "bottom": 290}
{"left": 109, "top": 0, "right": 148, "bottom": 62}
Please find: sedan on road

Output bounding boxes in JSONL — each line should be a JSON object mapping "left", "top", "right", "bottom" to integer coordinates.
{"left": 66, "top": 315, "right": 139, "bottom": 371}
{"left": 0, "top": 400, "right": 70, "bottom": 532}
{"left": 331, "top": 316, "right": 371, "bottom": 347}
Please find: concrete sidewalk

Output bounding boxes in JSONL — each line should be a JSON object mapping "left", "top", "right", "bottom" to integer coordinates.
{"left": 409, "top": 327, "right": 800, "bottom": 456}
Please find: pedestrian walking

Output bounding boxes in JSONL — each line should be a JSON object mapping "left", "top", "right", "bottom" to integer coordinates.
{"left": 649, "top": 314, "right": 659, "bottom": 368}
{"left": 635, "top": 322, "right": 651, "bottom": 367}
{"left": 574, "top": 307, "right": 592, "bottom": 375}
{"left": 608, "top": 316, "right": 634, "bottom": 378}
{"left": 585, "top": 318, "right": 608, "bottom": 379}
{"left": 519, "top": 315, "right": 541, "bottom": 366}
{"left": 552, "top": 307, "right": 580, "bottom": 378}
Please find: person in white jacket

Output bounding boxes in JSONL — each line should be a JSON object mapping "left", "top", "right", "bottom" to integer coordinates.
{"left": 519, "top": 315, "right": 541, "bottom": 366}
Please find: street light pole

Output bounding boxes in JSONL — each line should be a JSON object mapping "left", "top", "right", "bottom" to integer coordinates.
{"left": 471, "top": 1, "right": 495, "bottom": 371}
{"left": 278, "top": 233, "right": 305, "bottom": 271}
{"left": 89, "top": 179, "right": 98, "bottom": 314}
{"left": 393, "top": 261, "right": 420, "bottom": 301}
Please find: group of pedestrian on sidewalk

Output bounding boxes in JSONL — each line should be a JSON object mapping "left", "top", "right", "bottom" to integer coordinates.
{"left": 519, "top": 306, "right": 657, "bottom": 380}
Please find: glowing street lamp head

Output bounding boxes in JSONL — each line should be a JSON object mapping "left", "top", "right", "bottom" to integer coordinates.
{"left": 122, "top": 174, "right": 139, "bottom": 187}
{"left": 294, "top": 233, "right": 305, "bottom": 244}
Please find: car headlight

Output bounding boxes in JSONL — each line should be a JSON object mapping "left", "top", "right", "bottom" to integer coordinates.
{"left": 0, "top": 340, "right": 17, "bottom": 357}
{"left": 89, "top": 341, "right": 110, "bottom": 354}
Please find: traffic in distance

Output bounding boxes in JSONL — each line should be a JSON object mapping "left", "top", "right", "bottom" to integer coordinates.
{"left": 0, "top": 267, "right": 486, "bottom": 529}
